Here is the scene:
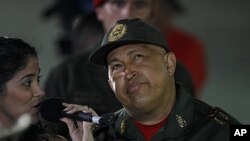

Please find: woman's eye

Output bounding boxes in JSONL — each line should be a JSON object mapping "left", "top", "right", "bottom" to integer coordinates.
{"left": 23, "top": 80, "right": 32, "bottom": 87}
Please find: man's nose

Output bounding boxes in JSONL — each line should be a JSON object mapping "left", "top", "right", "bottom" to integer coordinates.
{"left": 120, "top": 4, "right": 134, "bottom": 19}
{"left": 125, "top": 65, "right": 137, "bottom": 80}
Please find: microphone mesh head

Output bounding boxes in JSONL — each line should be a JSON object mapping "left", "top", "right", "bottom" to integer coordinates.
{"left": 40, "top": 98, "right": 65, "bottom": 122}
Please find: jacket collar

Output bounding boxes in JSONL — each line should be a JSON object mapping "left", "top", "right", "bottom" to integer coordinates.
{"left": 156, "top": 83, "right": 194, "bottom": 139}
{"left": 114, "top": 84, "right": 195, "bottom": 140}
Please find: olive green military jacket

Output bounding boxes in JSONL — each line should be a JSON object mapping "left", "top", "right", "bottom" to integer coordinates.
{"left": 108, "top": 84, "right": 240, "bottom": 141}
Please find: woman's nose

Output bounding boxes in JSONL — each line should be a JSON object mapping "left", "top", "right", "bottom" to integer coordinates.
{"left": 33, "top": 85, "right": 45, "bottom": 97}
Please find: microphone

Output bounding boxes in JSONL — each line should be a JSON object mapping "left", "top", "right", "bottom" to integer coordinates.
{"left": 39, "top": 98, "right": 114, "bottom": 125}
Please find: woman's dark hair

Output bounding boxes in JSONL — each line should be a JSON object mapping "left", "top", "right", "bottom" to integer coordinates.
{"left": 0, "top": 37, "right": 37, "bottom": 93}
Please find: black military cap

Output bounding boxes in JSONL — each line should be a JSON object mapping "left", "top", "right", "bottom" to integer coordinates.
{"left": 89, "top": 18, "right": 170, "bottom": 67}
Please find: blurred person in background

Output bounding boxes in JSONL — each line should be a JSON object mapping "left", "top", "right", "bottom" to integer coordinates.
{"left": 71, "top": 12, "right": 104, "bottom": 55}
{"left": 42, "top": 0, "right": 94, "bottom": 55}
{"left": 154, "top": 0, "right": 207, "bottom": 96}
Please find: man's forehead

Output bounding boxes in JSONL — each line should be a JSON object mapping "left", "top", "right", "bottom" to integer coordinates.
{"left": 109, "top": 44, "right": 146, "bottom": 55}
{"left": 107, "top": 44, "right": 161, "bottom": 60}
{"left": 107, "top": 45, "right": 141, "bottom": 62}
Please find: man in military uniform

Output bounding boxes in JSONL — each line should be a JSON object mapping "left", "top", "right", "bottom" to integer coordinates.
{"left": 89, "top": 18, "right": 240, "bottom": 140}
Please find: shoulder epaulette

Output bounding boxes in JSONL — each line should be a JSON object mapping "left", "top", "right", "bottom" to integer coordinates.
{"left": 194, "top": 100, "right": 239, "bottom": 125}
{"left": 200, "top": 106, "right": 241, "bottom": 125}
{"left": 207, "top": 107, "right": 233, "bottom": 125}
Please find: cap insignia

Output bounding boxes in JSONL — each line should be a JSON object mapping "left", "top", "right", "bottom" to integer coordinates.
{"left": 108, "top": 24, "right": 127, "bottom": 42}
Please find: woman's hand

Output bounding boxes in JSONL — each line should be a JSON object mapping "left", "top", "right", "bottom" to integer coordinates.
{"left": 60, "top": 103, "right": 97, "bottom": 141}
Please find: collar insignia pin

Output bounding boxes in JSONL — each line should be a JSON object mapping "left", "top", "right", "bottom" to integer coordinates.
{"left": 120, "top": 120, "right": 126, "bottom": 136}
{"left": 176, "top": 115, "right": 187, "bottom": 128}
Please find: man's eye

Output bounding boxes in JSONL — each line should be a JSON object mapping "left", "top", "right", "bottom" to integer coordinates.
{"left": 112, "top": 64, "right": 123, "bottom": 70}
{"left": 112, "top": 0, "right": 125, "bottom": 8}
{"left": 133, "top": 54, "right": 144, "bottom": 63}
{"left": 134, "top": 1, "right": 146, "bottom": 9}
{"left": 135, "top": 54, "right": 144, "bottom": 59}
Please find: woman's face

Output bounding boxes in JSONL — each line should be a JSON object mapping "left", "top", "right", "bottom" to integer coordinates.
{"left": 0, "top": 56, "right": 44, "bottom": 126}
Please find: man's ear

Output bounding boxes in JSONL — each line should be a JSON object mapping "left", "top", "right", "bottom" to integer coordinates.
{"left": 164, "top": 52, "right": 176, "bottom": 76}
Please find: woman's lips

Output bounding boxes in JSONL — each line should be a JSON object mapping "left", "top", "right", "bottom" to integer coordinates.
{"left": 32, "top": 102, "right": 41, "bottom": 113}
{"left": 32, "top": 101, "right": 41, "bottom": 108}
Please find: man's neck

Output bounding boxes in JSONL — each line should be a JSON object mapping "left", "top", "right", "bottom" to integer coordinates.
{"left": 133, "top": 83, "right": 176, "bottom": 125}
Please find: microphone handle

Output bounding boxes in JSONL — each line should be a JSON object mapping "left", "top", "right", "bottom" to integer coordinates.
{"left": 62, "top": 111, "right": 104, "bottom": 124}
{"left": 78, "top": 112, "right": 103, "bottom": 124}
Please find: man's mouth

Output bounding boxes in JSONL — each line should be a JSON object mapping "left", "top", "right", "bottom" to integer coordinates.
{"left": 127, "top": 82, "right": 143, "bottom": 94}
